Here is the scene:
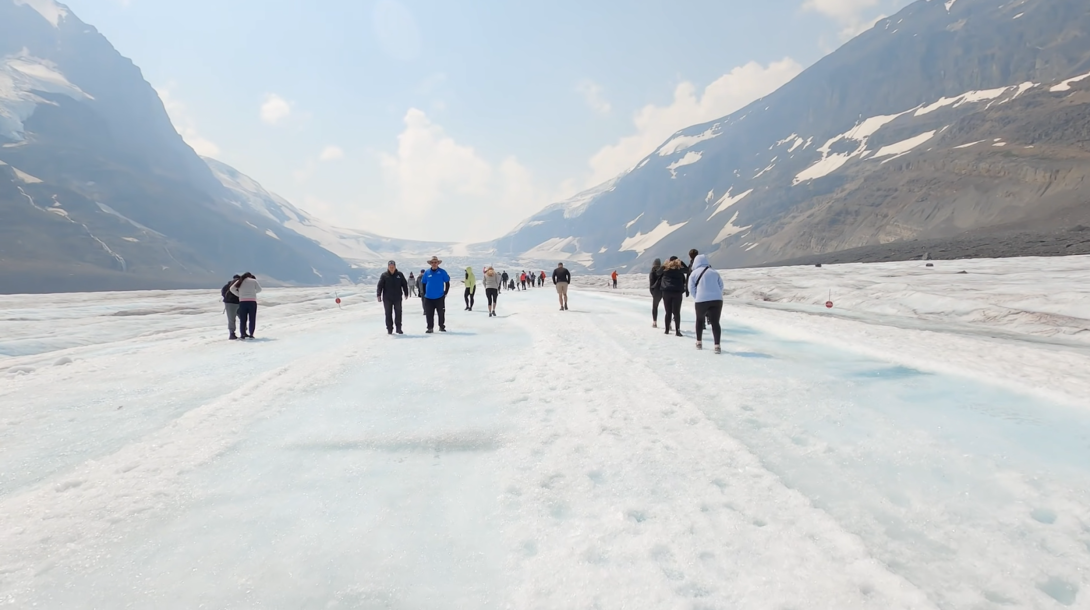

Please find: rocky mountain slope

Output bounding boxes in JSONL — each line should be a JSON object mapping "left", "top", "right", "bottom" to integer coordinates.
{"left": 0, "top": 0, "right": 352, "bottom": 293}
{"left": 494, "top": 0, "right": 1090, "bottom": 272}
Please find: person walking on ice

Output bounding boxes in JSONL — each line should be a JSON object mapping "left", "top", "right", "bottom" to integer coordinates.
{"left": 221, "top": 274, "right": 241, "bottom": 340}
{"left": 659, "top": 258, "right": 687, "bottom": 337}
{"left": 552, "top": 262, "right": 571, "bottom": 311}
{"left": 377, "top": 260, "right": 409, "bottom": 335}
{"left": 649, "top": 259, "right": 663, "bottom": 328}
{"left": 688, "top": 254, "right": 725, "bottom": 353}
{"left": 420, "top": 256, "right": 451, "bottom": 333}
{"left": 611, "top": 270, "right": 619, "bottom": 289}
{"left": 464, "top": 267, "right": 477, "bottom": 311}
{"left": 408, "top": 272, "right": 417, "bottom": 297}
{"left": 482, "top": 266, "right": 501, "bottom": 317}
{"left": 229, "top": 272, "right": 262, "bottom": 340}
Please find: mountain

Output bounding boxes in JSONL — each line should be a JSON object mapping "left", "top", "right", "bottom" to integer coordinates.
{"left": 494, "top": 0, "right": 1090, "bottom": 271}
{"left": 0, "top": 0, "right": 353, "bottom": 294}
{"left": 203, "top": 157, "right": 499, "bottom": 272}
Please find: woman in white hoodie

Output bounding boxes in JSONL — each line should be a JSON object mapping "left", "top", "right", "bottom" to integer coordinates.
{"left": 688, "top": 254, "right": 724, "bottom": 353}
{"left": 229, "top": 272, "right": 262, "bottom": 339}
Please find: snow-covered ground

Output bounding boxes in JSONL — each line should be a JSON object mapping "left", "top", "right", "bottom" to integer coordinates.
{"left": 1, "top": 264, "right": 1088, "bottom": 608}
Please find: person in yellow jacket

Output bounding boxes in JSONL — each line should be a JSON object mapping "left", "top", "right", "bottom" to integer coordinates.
{"left": 463, "top": 266, "right": 477, "bottom": 311}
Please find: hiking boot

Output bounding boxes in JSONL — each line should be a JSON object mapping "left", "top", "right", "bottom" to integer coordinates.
{"left": 652, "top": 322, "right": 657, "bottom": 328}
{"left": 229, "top": 334, "right": 238, "bottom": 340}
{"left": 396, "top": 329, "right": 404, "bottom": 335}
{"left": 439, "top": 327, "right": 447, "bottom": 332}
{"left": 426, "top": 329, "right": 434, "bottom": 334}
{"left": 714, "top": 345, "right": 722, "bottom": 354}
{"left": 664, "top": 328, "right": 671, "bottom": 335}
{"left": 675, "top": 331, "right": 683, "bottom": 337}
{"left": 696, "top": 342, "right": 703, "bottom": 350}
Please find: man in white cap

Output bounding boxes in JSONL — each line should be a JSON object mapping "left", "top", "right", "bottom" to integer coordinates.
{"left": 420, "top": 256, "right": 451, "bottom": 333}
{"left": 376, "top": 260, "right": 409, "bottom": 335}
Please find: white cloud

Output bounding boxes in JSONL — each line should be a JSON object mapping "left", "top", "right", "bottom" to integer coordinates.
{"left": 804, "top": 0, "right": 906, "bottom": 40}
{"left": 155, "top": 84, "right": 221, "bottom": 157}
{"left": 585, "top": 58, "right": 803, "bottom": 185}
{"left": 260, "top": 93, "right": 292, "bottom": 125}
{"left": 576, "top": 80, "right": 612, "bottom": 115}
{"left": 319, "top": 145, "right": 344, "bottom": 161}
{"left": 375, "top": 108, "right": 554, "bottom": 241}
{"left": 802, "top": 0, "right": 879, "bottom": 23}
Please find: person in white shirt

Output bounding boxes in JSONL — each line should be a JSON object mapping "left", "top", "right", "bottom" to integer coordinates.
{"left": 688, "top": 255, "right": 724, "bottom": 354}
{"left": 229, "top": 272, "right": 263, "bottom": 339}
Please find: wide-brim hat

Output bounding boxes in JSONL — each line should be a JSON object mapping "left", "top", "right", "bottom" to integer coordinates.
{"left": 427, "top": 256, "right": 442, "bottom": 265}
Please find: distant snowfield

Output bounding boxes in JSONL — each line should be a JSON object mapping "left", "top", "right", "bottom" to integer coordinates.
{"left": 1, "top": 257, "right": 1088, "bottom": 607}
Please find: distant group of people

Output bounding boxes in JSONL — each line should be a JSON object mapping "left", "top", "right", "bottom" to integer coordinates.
{"left": 217, "top": 250, "right": 722, "bottom": 353}
{"left": 648, "top": 248, "right": 724, "bottom": 354}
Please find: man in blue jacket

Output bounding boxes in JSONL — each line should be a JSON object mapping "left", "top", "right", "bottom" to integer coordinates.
{"left": 420, "top": 256, "right": 451, "bottom": 333}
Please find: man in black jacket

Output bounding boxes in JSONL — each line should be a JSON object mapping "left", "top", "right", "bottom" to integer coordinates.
{"left": 221, "top": 274, "right": 241, "bottom": 340}
{"left": 552, "top": 263, "right": 572, "bottom": 311}
{"left": 377, "top": 260, "right": 410, "bottom": 335}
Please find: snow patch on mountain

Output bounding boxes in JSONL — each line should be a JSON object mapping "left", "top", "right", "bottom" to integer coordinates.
{"left": 714, "top": 212, "right": 751, "bottom": 243}
{"left": 873, "top": 131, "right": 937, "bottom": 158}
{"left": 710, "top": 188, "right": 754, "bottom": 219}
{"left": 657, "top": 124, "right": 721, "bottom": 157}
{"left": 666, "top": 151, "right": 702, "bottom": 178}
{"left": 915, "top": 86, "right": 1010, "bottom": 116}
{"left": 0, "top": 52, "right": 91, "bottom": 141}
{"left": 1050, "top": 71, "right": 1090, "bottom": 92}
{"left": 620, "top": 221, "right": 686, "bottom": 256}
{"left": 11, "top": 167, "right": 42, "bottom": 183}
{"left": 13, "top": 0, "right": 68, "bottom": 27}
{"left": 522, "top": 237, "right": 594, "bottom": 266}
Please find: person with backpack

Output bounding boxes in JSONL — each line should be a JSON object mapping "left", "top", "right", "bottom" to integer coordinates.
{"left": 552, "top": 262, "right": 571, "bottom": 311}
{"left": 464, "top": 267, "right": 477, "bottom": 311}
{"left": 482, "top": 267, "right": 501, "bottom": 317}
{"left": 689, "top": 254, "right": 725, "bottom": 354}
{"left": 220, "top": 274, "right": 242, "bottom": 340}
{"left": 377, "top": 260, "right": 409, "bottom": 335}
{"left": 659, "top": 258, "right": 687, "bottom": 337}
{"left": 420, "top": 256, "right": 451, "bottom": 333}
{"left": 229, "top": 272, "right": 262, "bottom": 339}
{"left": 611, "top": 270, "right": 619, "bottom": 289}
{"left": 648, "top": 259, "right": 663, "bottom": 328}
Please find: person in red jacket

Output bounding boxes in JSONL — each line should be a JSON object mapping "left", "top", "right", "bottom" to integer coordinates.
{"left": 611, "top": 270, "right": 619, "bottom": 289}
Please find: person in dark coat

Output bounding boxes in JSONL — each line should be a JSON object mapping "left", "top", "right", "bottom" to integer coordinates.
{"left": 648, "top": 259, "right": 663, "bottom": 328}
{"left": 659, "top": 257, "right": 688, "bottom": 337}
{"left": 377, "top": 260, "right": 409, "bottom": 335}
{"left": 221, "top": 274, "right": 241, "bottom": 340}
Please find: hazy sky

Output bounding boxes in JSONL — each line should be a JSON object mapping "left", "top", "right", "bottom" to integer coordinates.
{"left": 63, "top": 0, "right": 911, "bottom": 243}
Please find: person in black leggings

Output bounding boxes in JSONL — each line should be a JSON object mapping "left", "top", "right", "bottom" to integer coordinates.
{"left": 482, "top": 267, "right": 501, "bottom": 317}
{"left": 648, "top": 258, "right": 663, "bottom": 328}
{"left": 689, "top": 254, "right": 725, "bottom": 353}
{"left": 658, "top": 258, "right": 687, "bottom": 336}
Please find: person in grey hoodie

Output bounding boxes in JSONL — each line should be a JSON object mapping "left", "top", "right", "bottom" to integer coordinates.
{"left": 229, "top": 272, "right": 262, "bottom": 339}
{"left": 688, "top": 254, "right": 724, "bottom": 353}
{"left": 221, "top": 274, "right": 242, "bottom": 340}
{"left": 482, "top": 266, "right": 502, "bottom": 317}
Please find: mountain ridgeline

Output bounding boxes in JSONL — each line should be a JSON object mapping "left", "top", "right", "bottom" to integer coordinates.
{"left": 493, "top": 0, "right": 1090, "bottom": 271}
{"left": 0, "top": 0, "right": 353, "bottom": 293}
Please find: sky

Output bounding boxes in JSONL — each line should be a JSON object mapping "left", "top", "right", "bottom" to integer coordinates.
{"left": 63, "top": 0, "right": 913, "bottom": 243}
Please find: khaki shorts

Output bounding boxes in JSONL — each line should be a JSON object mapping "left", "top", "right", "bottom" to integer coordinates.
{"left": 555, "top": 282, "right": 569, "bottom": 296}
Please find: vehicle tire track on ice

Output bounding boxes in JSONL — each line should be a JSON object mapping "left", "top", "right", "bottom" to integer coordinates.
{"left": 493, "top": 301, "right": 937, "bottom": 609}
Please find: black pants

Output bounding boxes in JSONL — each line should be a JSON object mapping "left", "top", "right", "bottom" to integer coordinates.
{"left": 486, "top": 288, "right": 499, "bottom": 308}
{"left": 424, "top": 296, "right": 446, "bottom": 330}
{"left": 662, "top": 292, "right": 683, "bottom": 332}
{"left": 695, "top": 300, "right": 723, "bottom": 344}
{"left": 238, "top": 301, "right": 257, "bottom": 336}
{"left": 465, "top": 286, "right": 476, "bottom": 309}
{"left": 650, "top": 289, "right": 662, "bottom": 322}
{"left": 383, "top": 299, "right": 403, "bottom": 332}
